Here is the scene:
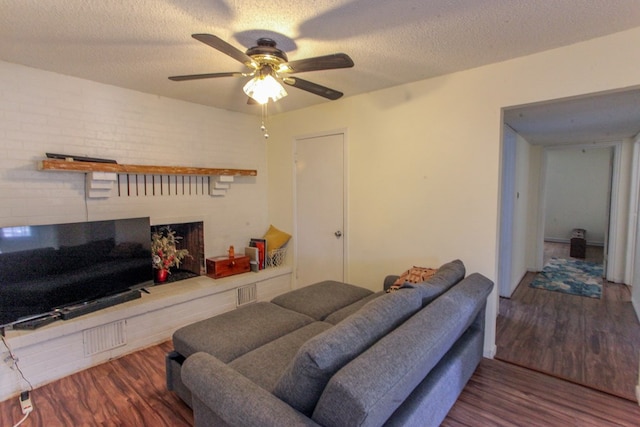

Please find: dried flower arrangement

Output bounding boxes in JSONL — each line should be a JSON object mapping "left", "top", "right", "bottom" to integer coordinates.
{"left": 151, "top": 226, "right": 190, "bottom": 272}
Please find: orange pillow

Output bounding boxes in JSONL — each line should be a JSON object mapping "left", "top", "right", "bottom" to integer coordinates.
{"left": 387, "top": 266, "right": 438, "bottom": 292}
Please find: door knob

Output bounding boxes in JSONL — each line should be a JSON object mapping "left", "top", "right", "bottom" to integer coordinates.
{"left": 334, "top": 231, "right": 342, "bottom": 238}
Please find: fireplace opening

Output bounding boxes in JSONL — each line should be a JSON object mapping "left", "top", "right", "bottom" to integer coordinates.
{"left": 151, "top": 221, "right": 204, "bottom": 284}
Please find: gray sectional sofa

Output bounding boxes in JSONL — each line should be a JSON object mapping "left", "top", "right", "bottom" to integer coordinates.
{"left": 166, "top": 259, "right": 494, "bottom": 427}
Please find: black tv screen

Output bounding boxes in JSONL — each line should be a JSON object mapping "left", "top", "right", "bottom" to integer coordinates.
{"left": 0, "top": 217, "right": 153, "bottom": 327}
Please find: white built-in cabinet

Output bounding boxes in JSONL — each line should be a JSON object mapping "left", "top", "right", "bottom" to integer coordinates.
{"left": 0, "top": 268, "right": 291, "bottom": 401}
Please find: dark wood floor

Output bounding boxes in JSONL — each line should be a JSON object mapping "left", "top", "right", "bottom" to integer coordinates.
{"left": 496, "top": 242, "right": 640, "bottom": 401}
{"left": 0, "top": 341, "right": 194, "bottom": 427}
{"left": 444, "top": 357, "right": 640, "bottom": 427}
{"left": 2, "top": 340, "right": 640, "bottom": 426}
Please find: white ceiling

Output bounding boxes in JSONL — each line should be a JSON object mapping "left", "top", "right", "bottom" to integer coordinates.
{"left": 2, "top": 0, "right": 640, "bottom": 142}
{"left": 504, "top": 89, "right": 640, "bottom": 145}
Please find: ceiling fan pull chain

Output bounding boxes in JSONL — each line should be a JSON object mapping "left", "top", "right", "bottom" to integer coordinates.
{"left": 261, "top": 103, "right": 269, "bottom": 139}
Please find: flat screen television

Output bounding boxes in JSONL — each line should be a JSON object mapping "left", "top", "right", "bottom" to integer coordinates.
{"left": 0, "top": 217, "right": 153, "bottom": 328}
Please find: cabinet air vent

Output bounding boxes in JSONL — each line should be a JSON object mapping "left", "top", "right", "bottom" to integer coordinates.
{"left": 83, "top": 320, "right": 127, "bottom": 356}
{"left": 237, "top": 284, "right": 257, "bottom": 307}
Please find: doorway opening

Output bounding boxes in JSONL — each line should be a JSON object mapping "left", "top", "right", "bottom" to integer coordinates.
{"left": 496, "top": 90, "right": 640, "bottom": 402}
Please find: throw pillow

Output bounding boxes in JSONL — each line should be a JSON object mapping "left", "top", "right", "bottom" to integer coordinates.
{"left": 263, "top": 224, "right": 291, "bottom": 250}
{"left": 387, "top": 266, "right": 438, "bottom": 292}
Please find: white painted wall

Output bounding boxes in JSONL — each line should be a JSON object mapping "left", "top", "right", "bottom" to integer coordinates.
{"left": 609, "top": 140, "right": 634, "bottom": 284}
{"left": 508, "top": 132, "right": 533, "bottom": 293}
{"left": 543, "top": 146, "right": 611, "bottom": 245}
{"left": 497, "top": 125, "right": 516, "bottom": 297}
{"left": 266, "top": 27, "right": 640, "bottom": 357}
{"left": 498, "top": 127, "right": 533, "bottom": 297}
{"left": 523, "top": 144, "right": 546, "bottom": 271}
{"left": 631, "top": 135, "right": 640, "bottom": 320}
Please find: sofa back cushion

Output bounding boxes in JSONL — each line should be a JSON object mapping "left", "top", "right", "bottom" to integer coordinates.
{"left": 404, "top": 259, "right": 465, "bottom": 306}
{"left": 311, "top": 273, "right": 493, "bottom": 427}
{"left": 273, "top": 287, "right": 422, "bottom": 415}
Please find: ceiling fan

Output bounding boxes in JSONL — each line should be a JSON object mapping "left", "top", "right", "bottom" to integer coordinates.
{"left": 169, "top": 34, "right": 354, "bottom": 105}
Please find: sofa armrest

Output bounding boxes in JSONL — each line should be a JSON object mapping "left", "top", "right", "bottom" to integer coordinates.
{"left": 384, "top": 275, "right": 399, "bottom": 291}
{"left": 182, "top": 352, "right": 321, "bottom": 427}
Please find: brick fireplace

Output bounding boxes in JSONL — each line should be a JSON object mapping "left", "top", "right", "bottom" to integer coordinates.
{"left": 151, "top": 221, "right": 205, "bottom": 283}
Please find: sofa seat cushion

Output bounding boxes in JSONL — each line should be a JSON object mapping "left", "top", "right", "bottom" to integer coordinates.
{"left": 173, "top": 302, "right": 315, "bottom": 362}
{"left": 273, "top": 287, "right": 423, "bottom": 415}
{"left": 229, "top": 321, "right": 333, "bottom": 391}
{"left": 271, "top": 280, "right": 373, "bottom": 320}
{"left": 324, "top": 291, "right": 384, "bottom": 325}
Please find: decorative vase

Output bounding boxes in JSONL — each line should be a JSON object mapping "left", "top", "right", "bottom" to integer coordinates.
{"left": 156, "top": 269, "right": 168, "bottom": 283}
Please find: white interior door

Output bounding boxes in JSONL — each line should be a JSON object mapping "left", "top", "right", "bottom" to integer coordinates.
{"left": 295, "top": 132, "right": 345, "bottom": 287}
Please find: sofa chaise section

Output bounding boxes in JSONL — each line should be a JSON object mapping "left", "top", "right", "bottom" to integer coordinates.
{"left": 168, "top": 301, "right": 321, "bottom": 406}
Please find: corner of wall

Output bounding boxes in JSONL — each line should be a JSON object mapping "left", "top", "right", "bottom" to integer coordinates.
{"left": 483, "top": 344, "right": 497, "bottom": 359}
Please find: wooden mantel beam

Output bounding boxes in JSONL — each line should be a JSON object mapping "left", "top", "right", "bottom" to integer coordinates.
{"left": 38, "top": 159, "right": 257, "bottom": 177}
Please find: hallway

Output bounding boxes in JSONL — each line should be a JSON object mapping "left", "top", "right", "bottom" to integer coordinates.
{"left": 495, "top": 242, "right": 640, "bottom": 401}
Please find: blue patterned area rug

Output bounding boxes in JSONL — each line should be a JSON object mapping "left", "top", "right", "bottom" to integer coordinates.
{"left": 529, "top": 257, "right": 603, "bottom": 299}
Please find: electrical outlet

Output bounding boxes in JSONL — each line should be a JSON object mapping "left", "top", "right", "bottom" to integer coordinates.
{"left": 19, "top": 391, "right": 32, "bottom": 414}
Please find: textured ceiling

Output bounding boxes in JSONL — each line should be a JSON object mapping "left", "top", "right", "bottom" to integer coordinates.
{"left": 2, "top": 0, "right": 640, "bottom": 142}
{"left": 504, "top": 89, "right": 640, "bottom": 145}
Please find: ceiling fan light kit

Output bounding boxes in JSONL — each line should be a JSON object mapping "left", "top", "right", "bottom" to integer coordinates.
{"left": 242, "top": 68, "right": 288, "bottom": 105}
{"left": 169, "top": 34, "right": 354, "bottom": 138}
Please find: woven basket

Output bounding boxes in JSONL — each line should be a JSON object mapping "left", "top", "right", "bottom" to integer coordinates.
{"left": 266, "top": 247, "right": 287, "bottom": 268}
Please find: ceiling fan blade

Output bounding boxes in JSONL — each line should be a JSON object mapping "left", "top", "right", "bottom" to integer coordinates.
{"left": 168, "top": 72, "right": 244, "bottom": 81}
{"left": 282, "top": 77, "right": 344, "bottom": 100}
{"left": 285, "top": 53, "right": 354, "bottom": 73}
{"left": 192, "top": 34, "right": 256, "bottom": 67}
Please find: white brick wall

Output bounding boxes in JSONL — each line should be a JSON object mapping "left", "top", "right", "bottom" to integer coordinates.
{"left": 0, "top": 61, "right": 288, "bottom": 401}
{"left": 0, "top": 60, "right": 269, "bottom": 253}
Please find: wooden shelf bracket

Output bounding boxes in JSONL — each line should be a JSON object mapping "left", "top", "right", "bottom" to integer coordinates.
{"left": 38, "top": 159, "right": 257, "bottom": 199}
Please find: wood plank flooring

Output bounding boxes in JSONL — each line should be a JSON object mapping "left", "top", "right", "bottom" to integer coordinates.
{"left": 444, "top": 358, "right": 640, "bottom": 427}
{"left": 0, "top": 341, "right": 194, "bottom": 427}
{"left": 496, "top": 242, "right": 640, "bottom": 401}
{"left": 2, "top": 342, "right": 639, "bottom": 427}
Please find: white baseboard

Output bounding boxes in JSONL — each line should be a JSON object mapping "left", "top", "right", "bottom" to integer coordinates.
{"left": 484, "top": 344, "right": 497, "bottom": 359}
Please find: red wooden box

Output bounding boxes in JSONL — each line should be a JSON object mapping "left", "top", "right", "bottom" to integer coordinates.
{"left": 206, "top": 255, "right": 251, "bottom": 279}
